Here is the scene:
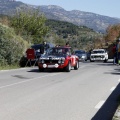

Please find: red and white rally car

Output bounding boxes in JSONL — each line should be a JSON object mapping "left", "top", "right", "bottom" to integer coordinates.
{"left": 38, "top": 47, "right": 79, "bottom": 72}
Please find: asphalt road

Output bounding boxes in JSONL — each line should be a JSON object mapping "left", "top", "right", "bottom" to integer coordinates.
{"left": 0, "top": 60, "right": 120, "bottom": 120}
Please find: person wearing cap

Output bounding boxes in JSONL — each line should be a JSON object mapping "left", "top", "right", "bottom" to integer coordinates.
{"left": 117, "top": 38, "right": 120, "bottom": 65}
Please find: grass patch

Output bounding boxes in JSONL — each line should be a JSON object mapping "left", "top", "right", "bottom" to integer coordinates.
{"left": 112, "top": 95, "right": 120, "bottom": 120}
{"left": 0, "top": 65, "right": 20, "bottom": 70}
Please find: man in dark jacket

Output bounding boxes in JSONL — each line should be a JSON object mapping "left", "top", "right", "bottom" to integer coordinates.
{"left": 65, "top": 42, "right": 70, "bottom": 47}
{"left": 112, "top": 43, "right": 117, "bottom": 64}
{"left": 117, "top": 39, "right": 120, "bottom": 65}
{"left": 40, "top": 41, "right": 50, "bottom": 54}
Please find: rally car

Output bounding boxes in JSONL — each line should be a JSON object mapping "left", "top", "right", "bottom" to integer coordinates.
{"left": 38, "top": 47, "right": 79, "bottom": 72}
{"left": 90, "top": 49, "right": 108, "bottom": 62}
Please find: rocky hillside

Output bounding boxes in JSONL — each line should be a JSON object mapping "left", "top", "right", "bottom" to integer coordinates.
{"left": 0, "top": 0, "right": 32, "bottom": 15}
{"left": 39, "top": 5, "right": 120, "bottom": 33}
{"left": 0, "top": 0, "right": 120, "bottom": 33}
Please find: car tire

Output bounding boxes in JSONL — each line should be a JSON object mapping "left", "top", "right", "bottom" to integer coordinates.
{"left": 74, "top": 61, "right": 79, "bottom": 70}
{"left": 90, "top": 59, "right": 94, "bottom": 62}
{"left": 104, "top": 59, "right": 108, "bottom": 63}
{"left": 65, "top": 61, "right": 71, "bottom": 72}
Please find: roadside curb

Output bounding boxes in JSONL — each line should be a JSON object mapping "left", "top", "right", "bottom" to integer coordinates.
{"left": 112, "top": 95, "right": 120, "bottom": 120}
{"left": 0, "top": 67, "right": 30, "bottom": 72}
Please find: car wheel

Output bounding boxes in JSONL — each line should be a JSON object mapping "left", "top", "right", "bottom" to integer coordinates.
{"left": 104, "top": 59, "right": 108, "bottom": 63}
{"left": 65, "top": 61, "right": 71, "bottom": 72}
{"left": 74, "top": 61, "right": 79, "bottom": 70}
{"left": 90, "top": 59, "right": 94, "bottom": 62}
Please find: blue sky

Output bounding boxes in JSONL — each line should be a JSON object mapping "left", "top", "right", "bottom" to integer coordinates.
{"left": 17, "top": 0, "right": 120, "bottom": 18}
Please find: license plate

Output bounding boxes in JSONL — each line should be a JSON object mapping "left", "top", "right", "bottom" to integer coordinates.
{"left": 95, "top": 58, "right": 101, "bottom": 60}
{"left": 48, "top": 65, "right": 55, "bottom": 68}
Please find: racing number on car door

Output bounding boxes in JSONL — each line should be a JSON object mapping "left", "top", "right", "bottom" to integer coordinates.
{"left": 71, "top": 56, "right": 76, "bottom": 65}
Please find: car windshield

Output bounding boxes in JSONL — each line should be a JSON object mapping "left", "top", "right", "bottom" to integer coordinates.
{"left": 92, "top": 50, "right": 105, "bottom": 54}
{"left": 47, "top": 47, "right": 70, "bottom": 55}
{"left": 75, "top": 51, "right": 85, "bottom": 54}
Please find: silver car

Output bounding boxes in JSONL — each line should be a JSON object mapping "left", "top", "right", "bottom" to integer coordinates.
{"left": 75, "top": 50, "right": 87, "bottom": 61}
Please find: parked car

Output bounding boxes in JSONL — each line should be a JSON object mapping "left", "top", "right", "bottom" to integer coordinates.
{"left": 38, "top": 46, "right": 79, "bottom": 72}
{"left": 74, "top": 50, "right": 88, "bottom": 61}
{"left": 19, "top": 43, "right": 54, "bottom": 67}
{"left": 90, "top": 49, "right": 108, "bottom": 62}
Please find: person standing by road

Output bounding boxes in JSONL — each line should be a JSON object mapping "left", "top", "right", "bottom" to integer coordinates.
{"left": 65, "top": 42, "right": 70, "bottom": 47}
{"left": 40, "top": 41, "right": 50, "bottom": 54}
{"left": 112, "top": 43, "right": 117, "bottom": 64}
{"left": 116, "top": 39, "right": 120, "bottom": 65}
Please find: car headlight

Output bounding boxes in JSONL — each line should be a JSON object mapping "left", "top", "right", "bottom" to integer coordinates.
{"left": 81, "top": 55, "right": 85, "bottom": 58}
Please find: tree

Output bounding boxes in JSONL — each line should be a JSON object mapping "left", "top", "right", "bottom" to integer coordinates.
{"left": 10, "top": 8, "right": 49, "bottom": 44}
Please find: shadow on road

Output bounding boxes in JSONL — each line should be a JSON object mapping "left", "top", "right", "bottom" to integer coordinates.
{"left": 91, "top": 83, "right": 120, "bottom": 120}
{"left": 95, "top": 61, "right": 114, "bottom": 66}
{"left": 27, "top": 68, "right": 63, "bottom": 73}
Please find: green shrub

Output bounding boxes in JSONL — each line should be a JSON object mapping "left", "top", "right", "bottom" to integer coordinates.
{"left": 0, "top": 23, "right": 29, "bottom": 66}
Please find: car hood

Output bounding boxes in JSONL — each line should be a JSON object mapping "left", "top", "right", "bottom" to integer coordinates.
{"left": 76, "top": 53, "right": 86, "bottom": 57}
{"left": 40, "top": 54, "right": 66, "bottom": 60}
{"left": 91, "top": 53, "right": 105, "bottom": 56}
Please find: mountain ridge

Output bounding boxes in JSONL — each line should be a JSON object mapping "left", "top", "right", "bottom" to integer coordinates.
{"left": 38, "top": 5, "right": 120, "bottom": 33}
{"left": 0, "top": 0, "right": 120, "bottom": 32}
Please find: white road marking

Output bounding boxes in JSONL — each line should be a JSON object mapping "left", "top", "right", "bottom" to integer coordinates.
{"left": 49, "top": 73, "right": 61, "bottom": 76}
{"left": 95, "top": 100, "right": 105, "bottom": 109}
{"left": 0, "top": 73, "right": 60, "bottom": 89}
{"left": 118, "top": 79, "right": 120, "bottom": 82}
{"left": 110, "top": 87, "right": 116, "bottom": 92}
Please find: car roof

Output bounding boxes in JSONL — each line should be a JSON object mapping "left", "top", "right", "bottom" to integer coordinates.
{"left": 31, "top": 44, "right": 42, "bottom": 50}
{"left": 31, "top": 43, "right": 54, "bottom": 49}
{"left": 75, "top": 50, "right": 86, "bottom": 52}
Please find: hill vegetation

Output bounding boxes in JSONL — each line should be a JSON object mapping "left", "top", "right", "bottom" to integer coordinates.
{"left": 1, "top": 8, "right": 120, "bottom": 67}
{"left": 45, "top": 19, "right": 103, "bottom": 50}
{"left": 0, "top": 23, "right": 29, "bottom": 67}
{"left": 0, "top": 0, "right": 120, "bottom": 33}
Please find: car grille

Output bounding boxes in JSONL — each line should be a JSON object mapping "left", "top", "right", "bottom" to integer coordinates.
{"left": 44, "top": 60, "right": 59, "bottom": 63}
{"left": 91, "top": 55, "right": 104, "bottom": 58}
